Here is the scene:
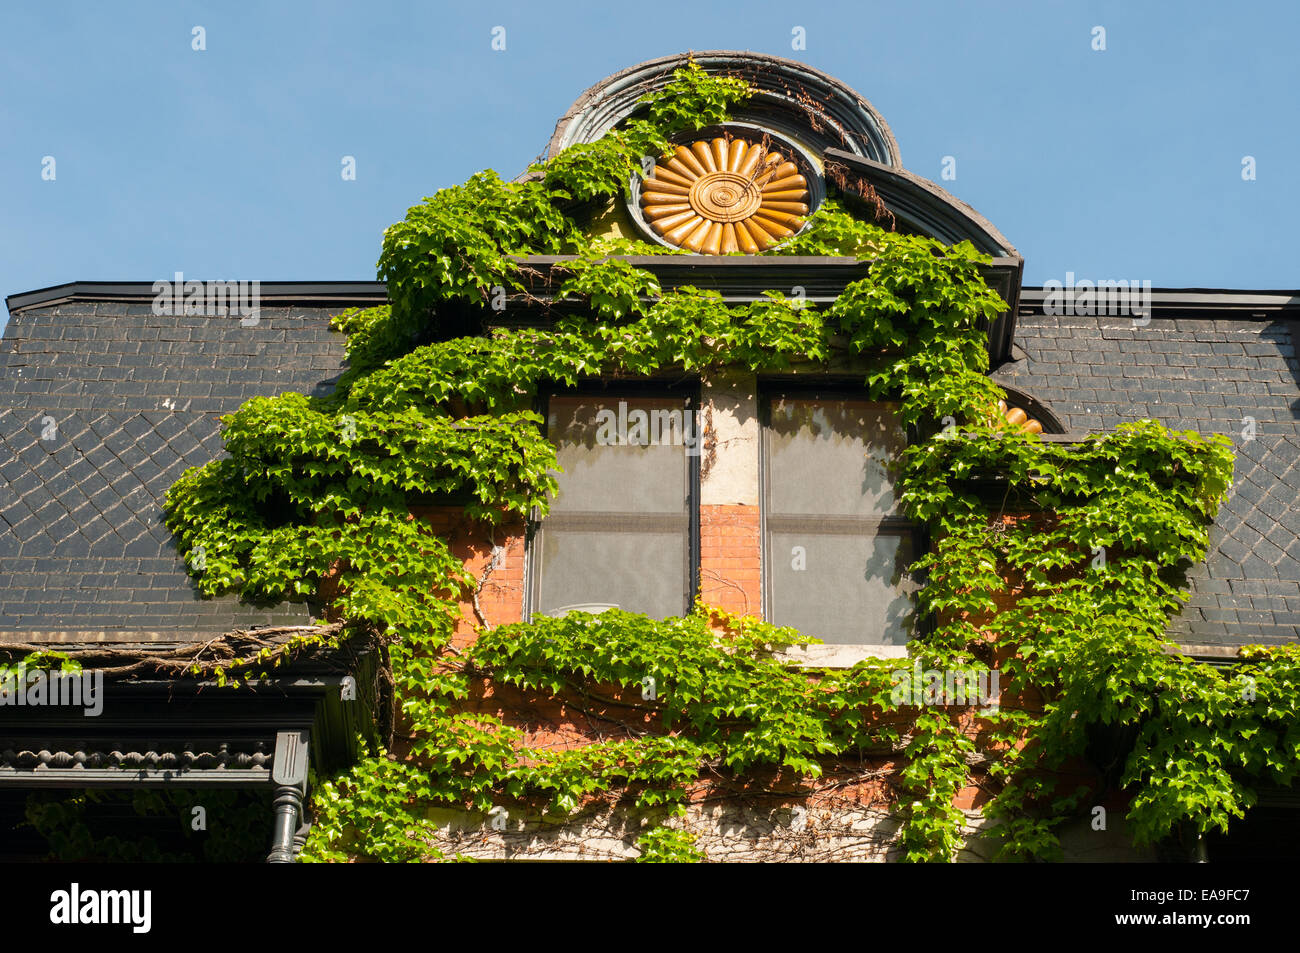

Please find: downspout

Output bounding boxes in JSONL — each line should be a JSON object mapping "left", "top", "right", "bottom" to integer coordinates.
{"left": 267, "top": 729, "right": 310, "bottom": 863}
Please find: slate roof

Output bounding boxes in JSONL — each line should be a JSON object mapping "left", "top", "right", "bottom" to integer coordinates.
{"left": 0, "top": 294, "right": 355, "bottom": 643}
{"left": 994, "top": 294, "right": 1300, "bottom": 651}
{"left": 2, "top": 283, "right": 1297, "bottom": 655}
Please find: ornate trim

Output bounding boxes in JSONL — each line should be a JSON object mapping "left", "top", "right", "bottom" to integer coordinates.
{"left": 640, "top": 137, "right": 810, "bottom": 253}
{"left": 996, "top": 399, "right": 1043, "bottom": 435}
{"left": 545, "top": 51, "right": 902, "bottom": 166}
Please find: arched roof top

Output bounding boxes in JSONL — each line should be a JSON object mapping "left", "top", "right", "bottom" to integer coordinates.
{"left": 545, "top": 51, "right": 903, "bottom": 167}
{"left": 543, "top": 52, "right": 1019, "bottom": 260}
{"left": 825, "top": 149, "right": 1020, "bottom": 259}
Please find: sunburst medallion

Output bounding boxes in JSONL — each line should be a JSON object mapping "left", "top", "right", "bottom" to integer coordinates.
{"left": 639, "top": 137, "right": 810, "bottom": 253}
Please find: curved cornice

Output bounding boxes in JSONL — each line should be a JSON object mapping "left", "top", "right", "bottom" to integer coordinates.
{"left": 824, "top": 148, "right": 1020, "bottom": 260}
{"left": 545, "top": 51, "right": 902, "bottom": 167}
{"left": 542, "top": 53, "right": 1018, "bottom": 262}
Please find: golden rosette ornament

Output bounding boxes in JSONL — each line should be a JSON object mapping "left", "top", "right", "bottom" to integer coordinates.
{"left": 639, "top": 137, "right": 810, "bottom": 253}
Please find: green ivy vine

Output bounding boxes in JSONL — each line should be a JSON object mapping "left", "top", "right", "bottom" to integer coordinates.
{"left": 148, "top": 60, "right": 1299, "bottom": 862}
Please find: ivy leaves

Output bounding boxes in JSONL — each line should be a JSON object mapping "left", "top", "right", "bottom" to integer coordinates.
{"left": 152, "top": 56, "right": 1279, "bottom": 866}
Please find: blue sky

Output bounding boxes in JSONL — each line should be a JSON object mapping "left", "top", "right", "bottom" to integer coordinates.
{"left": 2, "top": 1, "right": 1296, "bottom": 333}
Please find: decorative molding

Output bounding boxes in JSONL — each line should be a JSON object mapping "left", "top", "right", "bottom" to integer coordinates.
{"left": 997, "top": 384, "right": 1070, "bottom": 435}
{"left": 823, "top": 148, "right": 1019, "bottom": 260}
{"left": 995, "top": 399, "right": 1043, "bottom": 435}
{"left": 639, "top": 136, "right": 811, "bottom": 253}
{"left": 544, "top": 51, "right": 902, "bottom": 167}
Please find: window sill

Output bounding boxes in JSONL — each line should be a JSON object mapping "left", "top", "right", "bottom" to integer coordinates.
{"left": 772, "top": 642, "right": 909, "bottom": 668}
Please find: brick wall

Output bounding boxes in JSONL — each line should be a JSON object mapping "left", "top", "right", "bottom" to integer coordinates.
{"left": 407, "top": 507, "right": 527, "bottom": 648}
{"left": 698, "top": 504, "right": 762, "bottom": 616}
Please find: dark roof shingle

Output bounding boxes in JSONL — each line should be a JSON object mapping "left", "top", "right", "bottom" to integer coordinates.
{"left": 0, "top": 302, "right": 351, "bottom": 643}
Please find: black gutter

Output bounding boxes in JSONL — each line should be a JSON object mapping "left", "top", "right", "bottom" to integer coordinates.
{"left": 6, "top": 281, "right": 388, "bottom": 315}
{"left": 7, "top": 259, "right": 1026, "bottom": 363}
{"left": 1018, "top": 287, "right": 1300, "bottom": 319}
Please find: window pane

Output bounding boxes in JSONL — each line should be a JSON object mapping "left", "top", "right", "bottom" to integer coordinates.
{"left": 535, "top": 528, "right": 689, "bottom": 618}
{"left": 767, "top": 398, "right": 905, "bottom": 516}
{"left": 764, "top": 396, "right": 916, "bottom": 645}
{"left": 531, "top": 394, "right": 693, "bottom": 619}
{"left": 768, "top": 530, "right": 916, "bottom": 644}
{"left": 547, "top": 396, "right": 691, "bottom": 514}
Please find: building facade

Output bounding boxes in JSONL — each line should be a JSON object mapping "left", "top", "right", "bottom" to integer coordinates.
{"left": 1, "top": 52, "right": 1297, "bottom": 862}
